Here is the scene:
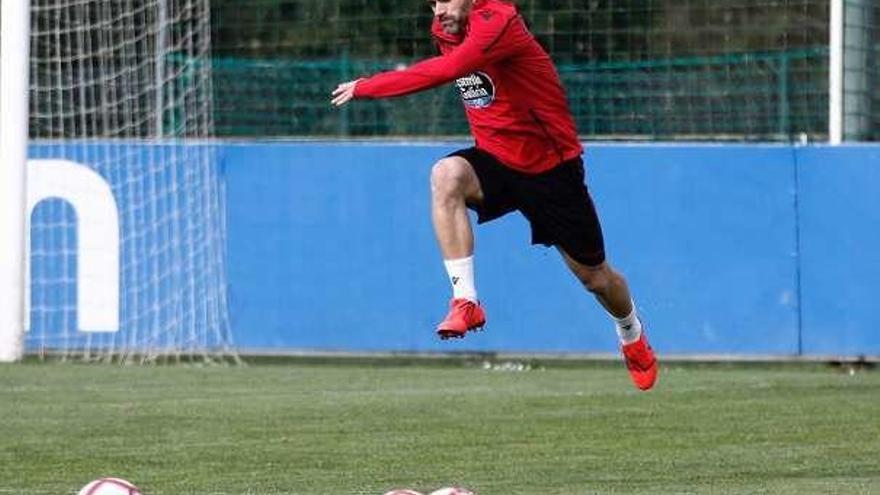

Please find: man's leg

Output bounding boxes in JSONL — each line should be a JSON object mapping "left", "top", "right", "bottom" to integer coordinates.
{"left": 557, "top": 250, "right": 633, "bottom": 319}
{"left": 431, "top": 156, "right": 486, "bottom": 338}
{"left": 558, "top": 249, "right": 658, "bottom": 390}
{"left": 431, "top": 156, "right": 483, "bottom": 259}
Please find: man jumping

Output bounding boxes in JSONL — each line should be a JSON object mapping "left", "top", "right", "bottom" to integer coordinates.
{"left": 331, "top": 0, "right": 658, "bottom": 390}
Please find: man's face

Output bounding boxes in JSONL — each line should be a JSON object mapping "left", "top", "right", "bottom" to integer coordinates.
{"left": 428, "top": 0, "right": 474, "bottom": 35}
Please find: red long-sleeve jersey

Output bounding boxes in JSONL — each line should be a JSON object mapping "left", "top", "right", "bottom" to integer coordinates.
{"left": 353, "top": 0, "right": 582, "bottom": 174}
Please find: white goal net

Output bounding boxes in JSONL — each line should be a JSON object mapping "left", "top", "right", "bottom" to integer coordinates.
{"left": 4, "top": 0, "right": 236, "bottom": 362}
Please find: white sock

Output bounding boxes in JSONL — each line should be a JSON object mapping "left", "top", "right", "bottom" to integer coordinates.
{"left": 443, "top": 256, "right": 477, "bottom": 302}
{"left": 612, "top": 300, "right": 642, "bottom": 345}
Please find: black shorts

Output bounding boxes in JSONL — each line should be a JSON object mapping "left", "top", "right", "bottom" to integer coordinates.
{"left": 447, "top": 147, "right": 606, "bottom": 267}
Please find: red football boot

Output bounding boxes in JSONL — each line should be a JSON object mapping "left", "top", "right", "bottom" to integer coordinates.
{"left": 436, "top": 298, "right": 486, "bottom": 340}
{"left": 621, "top": 332, "right": 658, "bottom": 391}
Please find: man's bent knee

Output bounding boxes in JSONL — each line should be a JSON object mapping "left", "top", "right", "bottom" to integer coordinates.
{"left": 431, "top": 157, "right": 481, "bottom": 201}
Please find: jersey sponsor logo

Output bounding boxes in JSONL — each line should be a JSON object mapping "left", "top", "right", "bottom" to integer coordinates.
{"left": 455, "top": 71, "right": 495, "bottom": 109}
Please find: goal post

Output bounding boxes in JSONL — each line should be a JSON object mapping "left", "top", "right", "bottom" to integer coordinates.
{"left": 0, "top": 0, "right": 30, "bottom": 363}
{"left": 2, "top": 0, "right": 237, "bottom": 363}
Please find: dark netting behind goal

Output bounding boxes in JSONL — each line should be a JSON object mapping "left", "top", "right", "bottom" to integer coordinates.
{"left": 206, "top": 0, "right": 880, "bottom": 141}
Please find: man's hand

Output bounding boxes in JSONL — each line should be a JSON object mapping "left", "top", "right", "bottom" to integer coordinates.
{"left": 331, "top": 79, "right": 362, "bottom": 107}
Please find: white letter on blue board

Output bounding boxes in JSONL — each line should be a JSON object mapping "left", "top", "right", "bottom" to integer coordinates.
{"left": 25, "top": 159, "right": 120, "bottom": 332}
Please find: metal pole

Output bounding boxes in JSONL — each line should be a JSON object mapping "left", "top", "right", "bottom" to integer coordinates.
{"left": 778, "top": 54, "right": 790, "bottom": 139}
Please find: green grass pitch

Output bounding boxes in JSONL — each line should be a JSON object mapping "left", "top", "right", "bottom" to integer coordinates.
{"left": 1, "top": 360, "right": 878, "bottom": 494}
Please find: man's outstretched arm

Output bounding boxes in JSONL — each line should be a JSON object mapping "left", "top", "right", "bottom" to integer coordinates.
{"left": 330, "top": 11, "right": 529, "bottom": 105}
